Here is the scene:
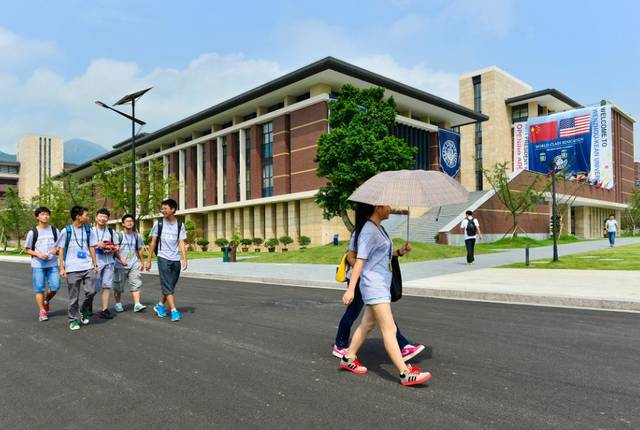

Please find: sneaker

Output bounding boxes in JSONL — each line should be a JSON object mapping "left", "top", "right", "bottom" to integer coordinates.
{"left": 401, "top": 344, "right": 426, "bottom": 362}
{"left": 400, "top": 364, "right": 432, "bottom": 386}
{"left": 114, "top": 303, "right": 124, "bottom": 313}
{"left": 170, "top": 309, "right": 182, "bottom": 322}
{"left": 38, "top": 310, "right": 48, "bottom": 322}
{"left": 153, "top": 304, "right": 166, "bottom": 318}
{"left": 332, "top": 345, "right": 348, "bottom": 359}
{"left": 80, "top": 309, "right": 90, "bottom": 325}
{"left": 133, "top": 303, "right": 147, "bottom": 313}
{"left": 43, "top": 301, "right": 49, "bottom": 312}
{"left": 339, "top": 356, "right": 368, "bottom": 374}
{"left": 69, "top": 320, "right": 80, "bottom": 330}
{"left": 97, "top": 309, "right": 113, "bottom": 319}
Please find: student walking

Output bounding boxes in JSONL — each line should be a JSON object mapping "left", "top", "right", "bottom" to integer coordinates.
{"left": 605, "top": 214, "right": 620, "bottom": 247}
{"left": 91, "top": 208, "right": 119, "bottom": 319}
{"left": 460, "top": 210, "right": 483, "bottom": 265}
{"left": 24, "top": 207, "right": 60, "bottom": 322}
{"left": 145, "top": 199, "right": 187, "bottom": 322}
{"left": 339, "top": 203, "right": 431, "bottom": 387}
{"left": 113, "top": 214, "right": 147, "bottom": 312}
{"left": 56, "top": 206, "right": 98, "bottom": 331}
{"left": 332, "top": 231, "right": 425, "bottom": 361}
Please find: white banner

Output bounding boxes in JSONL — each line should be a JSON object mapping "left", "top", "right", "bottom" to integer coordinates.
{"left": 588, "top": 104, "right": 614, "bottom": 189}
{"left": 513, "top": 121, "right": 529, "bottom": 172}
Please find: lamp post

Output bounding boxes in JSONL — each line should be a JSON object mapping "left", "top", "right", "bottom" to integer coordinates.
{"left": 95, "top": 87, "right": 152, "bottom": 226}
{"left": 540, "top": 152, "right": 559, "bottom": 262}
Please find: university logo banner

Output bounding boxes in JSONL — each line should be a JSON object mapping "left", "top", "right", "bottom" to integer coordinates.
{"left": 438, "top": 128, "right": 461, "bottom": 177}
{"left": 521, "top": 105, "right": 614, "bottom": 189}
{"left": 513, "top": 121, "right": 529, "bottom": 172}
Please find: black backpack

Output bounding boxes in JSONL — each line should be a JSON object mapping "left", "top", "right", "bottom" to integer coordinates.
{"left": 28, "top": 226, "right": 58, "bottom": 250}
{"left": 466, "top": 218, "right": 477, "bottom": 236}
{"left": 118, "top": 231, "right": 141, "bottom": 250}
{"left": 155, "top": 219, "right": 183, "bottom": 255}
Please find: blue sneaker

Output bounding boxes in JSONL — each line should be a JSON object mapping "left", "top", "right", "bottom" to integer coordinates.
{"left": 153, "top": 303, "right": 166, "bottom": 318}
{"left": 170, "top": 309, "right": 181, "bottom": 322}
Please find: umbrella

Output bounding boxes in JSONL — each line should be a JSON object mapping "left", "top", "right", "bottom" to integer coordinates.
{"left": 348, "top": 170, "right": 469, "bottom": 240}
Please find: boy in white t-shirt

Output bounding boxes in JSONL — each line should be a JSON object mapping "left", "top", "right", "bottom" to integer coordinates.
{"left": 604, "top": 214, "right": 619, "bottom": 247}
{"left": 460, "top": 210, "right": 483, "bottom": 265}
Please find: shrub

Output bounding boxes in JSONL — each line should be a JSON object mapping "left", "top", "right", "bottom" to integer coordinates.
{"left": 298, "top": 236, "right": 311, "bottom": 248}
{"left": 214, "top": 238, "right": 229, "bottom": 248}
{"left": 279, "top": 235, "right": 294, "bottom": 247}
{"left": 265, "top": 238, "right": 279, "bottom": 249}
{"left": 240, "top": 238, "right": 253, "bottom": 247}
{"left": 252, "top": 237, "right": 263, "bottom": 247}
{"left": 196, "top": 239, "right": 210, "bottom": 247}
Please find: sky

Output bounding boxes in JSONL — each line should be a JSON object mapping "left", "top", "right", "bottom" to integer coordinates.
{"left": 1, "top": 0, "right": 638, "bottom": 157}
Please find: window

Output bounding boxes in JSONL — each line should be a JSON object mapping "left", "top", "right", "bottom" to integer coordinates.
{"left": 48, "top": 138, "right": 52, "bottom": 177}
{"left": 222, "top": 136, "right": 228, "bottom": 203}
{"left": 245, "top": 128, "right": 251, "bottom": 199}
{"left": 511, "top": 104, "right": 528, "bottom": 123}
{"left": 235, "top": 134, "right": 241, "bottom": 201}
{"left": 268, "top": 102, "right": 284, "bottom": 113}
{"left": 202, "top": 144, "right": 207, "bottom": 206}
{"left": 191, "top": 147, "right": 197, "bottom": 206}
{"left": 296, "top": 92, "right": 310, "bottom": 102}
{"left": 261, "top": 122, "right": 273, "bottom": 197}
{"left": 0, "top": 165, "right": 18, "bottom": 174}
{"left": 537, "top": 105, "right": 545, "bottom": 116}
{"left": 472, "top": 76, "right": 483, "bottom": 191}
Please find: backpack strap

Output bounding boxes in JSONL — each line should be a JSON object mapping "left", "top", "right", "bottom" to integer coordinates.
{"left": 63, "top": 225, "right": 72, "bottom": 261}
{"left": 29, "top": 227, "right": 38, "bottom": 250}
{"left": 177, "top": 220, "right": 183, "bottom": 244}
{"left": 155, "top": 220, "right": 164, "bottom": 254}
{"left": 108, "top": 227, "right": 114, "bottom": 243}
{"left": 83, "top": 224, "right": 91, "bottom": 246}
{"left": 51, "top": 226, "right": 58, "bottom": 242}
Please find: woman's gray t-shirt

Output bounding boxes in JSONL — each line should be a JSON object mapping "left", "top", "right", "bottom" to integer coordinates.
{"left": 354, "top": 221, "right": 393, "bottom": 301}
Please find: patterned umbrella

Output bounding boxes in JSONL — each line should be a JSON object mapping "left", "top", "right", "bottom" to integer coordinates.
{"left": 348, "top": 170, "right": 469, "bottom": 240}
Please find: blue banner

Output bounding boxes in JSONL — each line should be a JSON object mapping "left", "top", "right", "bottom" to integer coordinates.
{"left": 438, "top": 128, "right": 461, "bottom": 177}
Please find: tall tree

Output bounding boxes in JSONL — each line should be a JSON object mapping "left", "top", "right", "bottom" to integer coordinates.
{"left": 34, "top": 174, "right": 95, "bottom": 229}
{"left": 92, "top": 154, "right": 178, "bottom": 223}
{"left": 623, "top": 186, "right": 640, "bottom": 234}
{"left": 2, "top": 187, "right": 31, "bottom": 248}
{"left": 315, "top": 84, "right": 416, "bottom": 231}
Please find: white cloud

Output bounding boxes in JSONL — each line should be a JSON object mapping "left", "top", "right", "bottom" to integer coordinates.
{"left": 0, "top": 27, "right": 58, "bottom": 68}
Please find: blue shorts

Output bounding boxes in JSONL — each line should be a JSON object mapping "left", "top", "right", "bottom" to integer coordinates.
{"left": 32, "top": 266, "right": 61, "bottom": 293}
{"left": 363, "top": 296, "right": 391, "bottom": 305}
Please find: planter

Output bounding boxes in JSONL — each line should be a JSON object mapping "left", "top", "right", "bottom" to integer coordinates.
{"left": 254, "top": 248, "right": 261, "bottom": 253}
{"left": 282, "top": 248, "right": 288, "bottom": 252}
{"left": 201, "top": 246, "right": 208, "bottom": 252}
{"left": 242, "top": 247, "right": 249, "bottom": 253}
{"left": 268, "top": 247, "right": 276, "bottom": 253}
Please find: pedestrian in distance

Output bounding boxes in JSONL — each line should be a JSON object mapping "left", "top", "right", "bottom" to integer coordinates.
{"left": 460, "top": 210, "right": 483, "bottom": 265}
{"left": 112, "top": 214, "right": 147, "bottom": 313}
{"left": 339, "top": 202, "right": 432, "bottom": 387}
{"left": 24, "top": 207, "right": 60, "bottom": 322}
{"left": 90, "top": 208, "right": 121, "bottom": 319}
{"left": 604, "top": 214, "right": 619, "bottom": 248}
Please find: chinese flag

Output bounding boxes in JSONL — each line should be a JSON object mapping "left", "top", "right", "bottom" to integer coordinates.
{"left": 529, "top": 122, "right": 557, "bottom": 143}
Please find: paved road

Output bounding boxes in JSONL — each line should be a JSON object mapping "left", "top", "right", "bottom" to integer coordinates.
{"left": 0, "top": 261, "right": 638, "bottom": 430}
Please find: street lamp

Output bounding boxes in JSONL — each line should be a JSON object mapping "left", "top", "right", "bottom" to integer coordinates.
{"left": 95, "top": 87, "right": 152, "bottom": 226}
{"left": 539, "top": 152, "right": 559, "bottom": 262}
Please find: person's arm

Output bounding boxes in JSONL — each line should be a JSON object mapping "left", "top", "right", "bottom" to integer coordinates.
{"left": 145, "top": 236, "right": 157, "bottom": 271}
{"left": 89, "top": 246, "right": 98, "bottom": 272}
{"left": 57, "top": 246, "right": 66, "bottom": 278}
{"left": 346, "top": 250, "right": 357, "bottom": 266}
{"left": 24, "top": 233, "right": 48, "bottom": 260}
{"left": 343, "top": 259, "right": 364, "bottom": 305}
{"left": 137, "top": 241, "right": 146, "bottom": 271}
{"left": 394, "top": 242, "right": 412, "bottom": 257}
{"left": 179, "top": 240, "right": 188, "bottom": 270}
{"left": 476, "top": 222, "right": 483, "bottom": 241}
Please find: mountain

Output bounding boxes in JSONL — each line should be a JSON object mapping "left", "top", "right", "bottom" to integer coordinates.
{"left": 0, "top": 150, "right": 16, "bottom": 162}
{"left": 64, "top": 139, "right": 108, "bottom": 165}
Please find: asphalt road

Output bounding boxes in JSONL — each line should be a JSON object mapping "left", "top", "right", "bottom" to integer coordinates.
{"left": 0, "top": 261, "right": 638, "bottom": 430}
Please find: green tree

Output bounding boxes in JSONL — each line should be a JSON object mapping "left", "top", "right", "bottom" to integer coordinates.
{"left": 315, "top": 84, "right": 417, "bottom": 231}
{"left": 2, "top": 188, "right": 32, "bottom": 248}
{"left": 483, "top": 162, "right": 549, "bottom": 238}
{"left": 623, "top": 186, "right": 640, "bottom": 234}
{"left": 184, "top": 220, "right": 197, "bottom": 249}
{"left": 92, "top": 154, "right": 178, "bottom": 223}
{"left": 33, "top": 174, "right": 95, "bottom": 229}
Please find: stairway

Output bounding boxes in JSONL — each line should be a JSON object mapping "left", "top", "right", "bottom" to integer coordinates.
{"left": 387, "top": 191, "right": 489, "bottom": 242}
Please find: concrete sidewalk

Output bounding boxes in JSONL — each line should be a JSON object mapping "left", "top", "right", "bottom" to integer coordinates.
{"left": 2, "top": 237, "right": 638, "bottom": 311}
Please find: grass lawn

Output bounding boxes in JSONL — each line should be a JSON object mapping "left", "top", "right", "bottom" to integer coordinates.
{"left": 0, "top": 249, "right": 26, "bottom": 256}
{"left": 476, "top": 235, "right": 584, "bottom": 251}
{"left": 503, "top": 243, "right": 640, "bottom": 270}
{"left": 237, "top": 239, "right": 494, "bottom": 265}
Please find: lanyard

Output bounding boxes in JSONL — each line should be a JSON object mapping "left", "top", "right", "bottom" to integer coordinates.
{"left": 72, "top": 227, "right": 85, "bottom": 249}
{"left": 96, "top": 227, "right": 109, "bottom": 242}
{"left": 372, "top": 221, "right": 393, "bottom": 260}
{"left": 124, "top": 233, "right": 135, "bottom": 252}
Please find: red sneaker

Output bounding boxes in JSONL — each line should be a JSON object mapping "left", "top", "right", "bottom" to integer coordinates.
{"left": 340, "top": 356, "right": 368, "bottom": 374}
{"left": 43, "top": 301, "right": 49, "bottom": 312}
{"left": 400, "top": 364, "right": 431, "bottom": 386}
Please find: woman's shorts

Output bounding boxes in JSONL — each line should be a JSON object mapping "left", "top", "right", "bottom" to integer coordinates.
{"left": 363, "top": 296, "right": 391, "bottom": 305}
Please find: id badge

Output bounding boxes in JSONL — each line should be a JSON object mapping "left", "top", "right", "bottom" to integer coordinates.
{"left": 388, "top": 260, "right": 393, "bottom": 272}
{"left": 126, "top": 252, "right": 133, "bottom": 260}
{"left": 77, "top": 250, "right": 88, "bottom": 259}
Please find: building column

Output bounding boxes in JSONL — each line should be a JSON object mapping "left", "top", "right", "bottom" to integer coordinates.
{"left": 207, "top": 212, "right": 216, "bottom": 242}
{"left": 243, "top": 207, "right": 253, "bottom": 239}
{"left": 178, "top": 149, "right": 185, "bottom": 210}
{"left": 217, "top": 137, "right": 223, "bottom": 205}
{"left": 163, "top": 155, "right": 169, "bottom": 198}
{"left": 253, "top": 206, "right": 264, "bottom": 240}
{"left": 264, "top": 204, "right": 276, "bottom": 240}
{"left": 225, "top": 210, "right": 233, "bottom": 239}
{"left": 239, "top": 128, "right": 247, "bottom": 201}
{"left": 216, "top": 211, "right": 225, "bottom": 239}
{"left": 275, "top": 202, "right": 288, "bottom": 238}
{"left": 288, "top": 201, "right": 300, "bottom": 241}
{"left": 197, "top": 143, "right": 204, "bottom": 208}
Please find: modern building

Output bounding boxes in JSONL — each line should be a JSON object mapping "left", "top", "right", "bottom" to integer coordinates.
{"left": 66, "top": 57, "right": 487, "bottom": 246}
{"left": 16, "top": 134, "right": 65, "bottom": 201}
{"left": 432, "top": 66, "right": 635, "bottom": 244}
{"left": 0, "top": 160, "right": 20, "bottom": 201}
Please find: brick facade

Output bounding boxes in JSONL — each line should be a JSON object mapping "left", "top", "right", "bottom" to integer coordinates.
{"left": 273, "top": 114, "right": 291, "bottom": 195}
{"left": 289, "top": 102, "right": 328, "bottom": 193}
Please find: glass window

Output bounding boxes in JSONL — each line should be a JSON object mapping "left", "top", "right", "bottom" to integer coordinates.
{"left": 245, "top": 128, "right": 251, "bottom": 199}
{"left": 511, "top": 104, "right": 529, "bottom": 123}
{"left": 261, "top": 123, "right": 273, "bottom": 197}
{"left": 222, "top": 137, "right": 228, "bottom": 203}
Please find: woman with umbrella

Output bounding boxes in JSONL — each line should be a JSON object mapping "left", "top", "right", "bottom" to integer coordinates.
{"left": 338, "top": 170, "right": 468, "bottom": 386}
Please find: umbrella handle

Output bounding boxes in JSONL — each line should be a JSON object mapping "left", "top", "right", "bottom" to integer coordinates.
{"left": 406, "top": 207, "right": 410, "bottom": 242}
{"left": 435, "top": 206, "right": 442, "bottom": 222}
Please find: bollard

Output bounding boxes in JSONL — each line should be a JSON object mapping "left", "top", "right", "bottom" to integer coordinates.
{"left": 333, "top": 234, "right": 339, "bottom": 246}
{"left": 525, "top": 245, "right": 530, "bottom": 266}
{"left": 222, "top": 246, "right": 230, "bottom": 263}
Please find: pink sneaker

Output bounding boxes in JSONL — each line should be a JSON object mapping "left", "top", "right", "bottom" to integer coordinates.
{"left": 401, "top": 344, "right": 426, "bottom": 362}
{"left": 332, "top": 345, "right": 348, "bottom": 358}
{"left": 38, "top": 310, "right": 48, "bottom": 322}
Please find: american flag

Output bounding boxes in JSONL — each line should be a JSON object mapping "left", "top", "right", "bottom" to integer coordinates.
{"left": 558, "top": 114, "right": 591, "bottom": 137}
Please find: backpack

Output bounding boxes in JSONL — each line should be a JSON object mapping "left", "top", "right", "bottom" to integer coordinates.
{"left": 28, "top": 226, "right": 58, "bottom": 250}
{"left": 465, "top": 218, "right": 477, "bottom": 236}
{"left": 63, "top": 224, "right": 92, "bottom": 261}
{"left": 155, "top": 219, "right": 183, "bottom": 255}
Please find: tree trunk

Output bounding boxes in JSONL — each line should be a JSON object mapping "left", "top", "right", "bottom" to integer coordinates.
{"left": 340, "top": 210, "right": 354, "bottom": 233}
{"left": 512, "top": 213, "right": 519, "bottom": 238}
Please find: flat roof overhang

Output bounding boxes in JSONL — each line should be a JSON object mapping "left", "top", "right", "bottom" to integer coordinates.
{"left": 506, "top": 89, "right": 581, "bottom": 112}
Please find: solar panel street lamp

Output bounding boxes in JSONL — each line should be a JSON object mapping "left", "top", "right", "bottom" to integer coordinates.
{"left": 95, "top": 87, "right": 152, "bottom": 226}
{"left": 540, "top": 152, "right": 560, "bottom": 262}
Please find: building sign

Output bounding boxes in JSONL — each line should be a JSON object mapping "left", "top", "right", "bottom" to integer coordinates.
{"left": 515, "top": 105, "right": 614, "bottom": 189}
{"left": 513, "top": 121, "right": 529, "bottom": 172}
{"left": 438, "top": 128, "right": 461, "bottom": 177}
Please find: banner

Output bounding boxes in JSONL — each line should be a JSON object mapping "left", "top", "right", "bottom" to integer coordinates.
{"left": 438, "top": 128, "right": 461, "bottom": 177}
{"left": 523, "top": 105, "right": 614, "bottom": 189}
{"left": 513, "top": 121, "right": 528, "bottom": 172}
